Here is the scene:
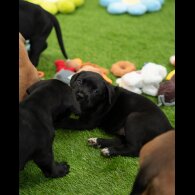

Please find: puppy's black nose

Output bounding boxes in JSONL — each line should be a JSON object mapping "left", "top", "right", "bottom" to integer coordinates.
{"left": 76, "top": 92, "right": 85, "bottom": 100}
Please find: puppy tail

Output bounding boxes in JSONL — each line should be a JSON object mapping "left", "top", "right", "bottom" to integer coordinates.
{"left": 130, "top": 167, "right": 150, "bottom": 195}
{"left": 50, "top": 15, "right": 69, "bottom": 59}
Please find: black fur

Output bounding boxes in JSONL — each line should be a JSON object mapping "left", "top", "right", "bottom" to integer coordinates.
{"left": 19, "top": 0, "right": 68, "bottom": 66}
{"left": 55, "top": 71, "right": 172, "bottom": 157}
{"left": 19, "top": 79, "right": 80, "bottom": 178}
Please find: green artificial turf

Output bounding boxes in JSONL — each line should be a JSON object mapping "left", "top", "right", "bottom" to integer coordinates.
{"left": 19, "top": 0, "right": 175, "bottom": 194}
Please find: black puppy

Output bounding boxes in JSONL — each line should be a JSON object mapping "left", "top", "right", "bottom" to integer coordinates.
{"left": 55, "top": 71, "right": 172, "bottom": 157}
{"left": 19, "top": 0, "right": 68, "bottom": 66}
{"left": 19, "top": 79, "right": 80, "bottom": 178}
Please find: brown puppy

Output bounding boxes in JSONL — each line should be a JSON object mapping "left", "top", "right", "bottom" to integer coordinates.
{"left": 19, "top": 33, "right": 39, "bottom": 102}
{"left": 130, "top": 130, "right": 175, "bottom": 195}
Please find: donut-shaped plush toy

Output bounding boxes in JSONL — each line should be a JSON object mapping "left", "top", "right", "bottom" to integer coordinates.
{"left": 111, "top": 61, "right": 136, "bottom": 77}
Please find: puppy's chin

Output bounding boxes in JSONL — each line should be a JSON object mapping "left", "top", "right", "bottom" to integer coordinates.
{"left": 79, "top": 101, "right": 94, "bottom": 112}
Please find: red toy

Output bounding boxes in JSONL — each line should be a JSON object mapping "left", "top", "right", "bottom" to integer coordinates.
{"left": 54, "top": 60, "right": 76, "bottom": 72}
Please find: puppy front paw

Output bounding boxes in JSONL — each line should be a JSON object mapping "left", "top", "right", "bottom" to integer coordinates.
{"left": 55, "top": 162, "right": 70, "bottom": 177}
{"left": 88, "top": 138, "right": 97, "bottom": 145}
{"left": 88, "top": 138, "right": 101, "bottom": 148}
{"left": 45, "top": 162, "right": 70, "bottom": 178}
{"left": 101, "top": 148, "right": 110, "bottom": 157}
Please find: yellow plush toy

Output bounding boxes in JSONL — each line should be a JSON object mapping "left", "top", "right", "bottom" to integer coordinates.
{"left": 25, "top": 0, "right": 85, "bottom": 15}
{"left": 166, "top": 70, "right": 175, "bottom": 80}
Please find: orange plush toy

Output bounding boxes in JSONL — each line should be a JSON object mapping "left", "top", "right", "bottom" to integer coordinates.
{"left": 81, "top": 62, "right": 109, "bottom": 75}
{"left": 64, "top": 58, "right": 112, "bottom": 84}
{"left": 66, "top": 58, "right": 83, "bottom": 71}
{"left": 78, "top": 65, "right": 112, "bottom": 84}
{"left": 111, "top": 61, "right": 136, "bottom": 77}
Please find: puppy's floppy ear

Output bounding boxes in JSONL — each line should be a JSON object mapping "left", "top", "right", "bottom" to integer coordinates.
{"left": 70, "top": 72, "right": 81, "bottom": 86}
{"left": 26, "top": 80, "right": 47, "bottom": 95}
{"left": 70, "top": 93, "right": 81, "bottom": 115}
{"left": 104, "top": 82, "right": 115, "bottom": 104}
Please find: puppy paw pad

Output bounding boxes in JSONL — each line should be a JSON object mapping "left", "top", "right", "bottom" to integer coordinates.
{"left": 101, "top": 148, "right": 110, "bottom": 156}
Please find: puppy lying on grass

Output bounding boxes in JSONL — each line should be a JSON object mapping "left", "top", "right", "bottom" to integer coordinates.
{"left": 19, "top": 79, "right": 80, "bottom": 178}
{"left": 55, "top": 71, "right": 172, "bottom": 157}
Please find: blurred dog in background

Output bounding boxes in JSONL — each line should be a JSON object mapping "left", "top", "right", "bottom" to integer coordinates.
{"left": 19, "top": 32, "right": 39, "bottom": 102}
{"left": 19, "top": 0, "right": 68, "bottom": 66}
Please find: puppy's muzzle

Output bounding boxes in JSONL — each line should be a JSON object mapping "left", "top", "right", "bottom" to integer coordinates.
{"left": 76, "top": 92, "right": 85, "bottom": 101}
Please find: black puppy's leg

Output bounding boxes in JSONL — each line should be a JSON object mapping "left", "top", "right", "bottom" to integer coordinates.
{"left": 34, "top": 147, "right": 69, "bottom": 178}
{"left": 101, "top": 144, "right": 139, "bottom": 157}
{"left": 88, "top": 137, "right": 138, "bottom": 157}
{"left": 29, "top": 38, "right": 47, "bottom": 66}
{"left": 88, "top": 136, "right": 125, "bottom": 148}
{"left": 101, "top": 113, "right": 157, "bottom": 157}
{"left": 100, "top": 124, "right": 142, "bottom": 157}
{"left": 54, "top": 118, "right": 97, "bottom": 130}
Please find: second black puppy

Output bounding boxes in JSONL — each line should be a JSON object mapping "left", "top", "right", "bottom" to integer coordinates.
{"left": 19, "top": 0, "right": 68, "bottom": 66}
{"left": 55, "top": 71, "right": 172, "bottom": 157}
{"left": 19, "top": 79, "right": 80, "bottom": 178}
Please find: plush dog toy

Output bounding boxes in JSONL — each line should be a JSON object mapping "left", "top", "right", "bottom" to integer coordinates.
{"left": 116, "top": 62, "right": 167, "bottom": 96}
